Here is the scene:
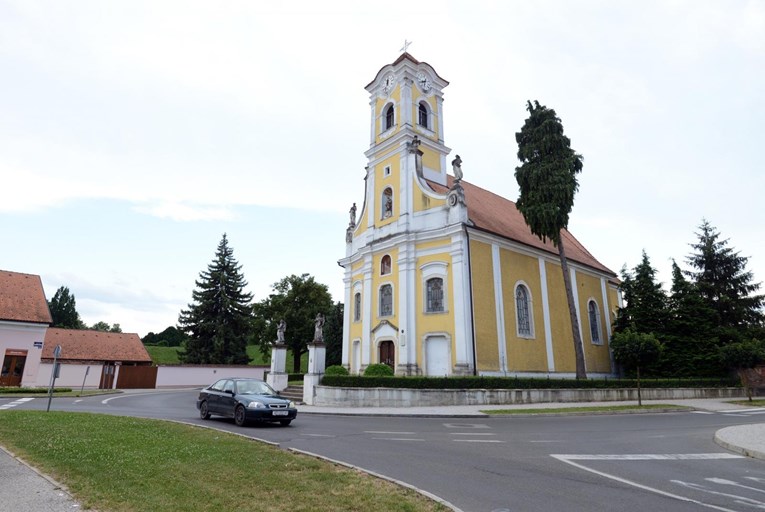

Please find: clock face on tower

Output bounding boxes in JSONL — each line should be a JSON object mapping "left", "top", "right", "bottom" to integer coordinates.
{"left": 416, "top": 72, "right": 432, "bottom": 92}
{"left": 383, "top": 74, "right": 395, "bottom": 95}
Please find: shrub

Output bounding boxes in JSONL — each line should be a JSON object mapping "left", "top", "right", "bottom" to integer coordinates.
{"left": 363, "top": 364, "right": 394, "bottom": 377}
{"left": 324, "top": 365, "right": 349, "bottom": 376}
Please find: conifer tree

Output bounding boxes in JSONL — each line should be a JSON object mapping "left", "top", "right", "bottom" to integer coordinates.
{"left": 178, "top": 234, "right": 252, "bottom": 365}
{"left": 686, "top": 220, "right": 764, "bottom": 344}
{"left": 515, "top": 100, "right": 586, "bottom": 378}
{"left": 614, "top": 251, "right": 667, "bottom": 337}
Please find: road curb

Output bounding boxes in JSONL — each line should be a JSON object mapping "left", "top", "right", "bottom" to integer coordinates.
{"left": 0, "top": 444, "right": 83, "bottom": 507}
{"left": 714, "top": 424, "right": 765, "bottom": 461}
{"left": 288, "top": 447, "right": 464, "bottom": 512}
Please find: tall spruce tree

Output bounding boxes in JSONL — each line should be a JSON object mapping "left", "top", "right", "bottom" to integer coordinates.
{"left": 686, "top": 220, "right": 764, "bottom": 344}
{"left": 178, "top": 234, "right": 252, "bottom": 365}
{"left": 661, "top": 260, "right": 719, "bottom": 376}
{"left": 515, "top": 100, "right": 586, "bottom": 378}
{"left": 614, "top": 251, "right": 667, "bottom": 336}
{"left": 48, "top": 286, "right": 85, "bottom": 329}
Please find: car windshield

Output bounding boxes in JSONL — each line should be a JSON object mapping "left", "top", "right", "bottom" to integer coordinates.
{"left": 235, "top": 380, "right": 273, "bottom": 395}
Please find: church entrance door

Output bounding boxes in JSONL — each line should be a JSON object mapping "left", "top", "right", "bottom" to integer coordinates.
{"left": 379, "top": 340, "right": 395, "bottom": 370}
{"left": 425, "top": 336, "right": 450, "bottom": 376}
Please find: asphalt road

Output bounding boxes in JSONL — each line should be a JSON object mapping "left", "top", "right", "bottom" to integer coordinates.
{"left": 6, "top": 390, "right": 765, "bottom": 512}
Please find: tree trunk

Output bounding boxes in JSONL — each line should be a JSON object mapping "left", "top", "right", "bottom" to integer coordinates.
{"left": 637, "top": 365, "right": 642, "bottom": 406}
{"left": 557, "top": 235, "right": 587, "bottom": 380}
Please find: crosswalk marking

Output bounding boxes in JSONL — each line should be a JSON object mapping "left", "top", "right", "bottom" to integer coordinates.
{"left": 0, "top": 397, "right": 35, "bottom": 410}
{"left": 554, "top": 453, "right": 745, "bottom": 461}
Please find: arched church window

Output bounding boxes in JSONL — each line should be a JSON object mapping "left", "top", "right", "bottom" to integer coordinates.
{"left": 418, "top": 102, "right": 428, "bottom": 129}
{"left": 382, "top": 188, "right": 393, "bottom": 219}
{"left": 384, "top": 104, "right": 395, "bottom": 131}
{"left": 588, "top": 300, "right": 602, "bottom": 344}
{"left": 426, "top": 277, "right": 444, "bottom": 313}
{"left": 379, "top": 284, "right": 393, "bottom": 317}
{"left": 381, "top": 255, "right": 392, "bottom": 275}
{"left": 353, "top": 292, "right": 361, "bottom": 322}
{"left": 515, "top": 284, "right": 532, "bottom": 337}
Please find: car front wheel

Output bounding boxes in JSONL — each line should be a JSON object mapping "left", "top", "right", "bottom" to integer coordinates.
{"left": 199, "top": 401, "right": 211, "bottom": 420}
{"left": 234, "top": 405, "right": 246, "bottom": 426}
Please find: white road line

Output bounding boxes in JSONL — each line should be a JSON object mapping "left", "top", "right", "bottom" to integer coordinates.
{"left": 556, "top": 454, "right": 745, "bottom": 461}
{"left": 370, "top": 438, "right": 425, "bottom": 441}
{"left": 706, "top": 477, "right": 765, "bottom": 495}
{"left": 443, "top": 423, "right": 490, "bottom": 429}
{"left": 692, "top": 411, "right": 714, "bottom": 414}
{"left": 551, "top": 455, "right": 739, "bottom": 512}
{"left": 17, "top": 398, "right": 35, "bottom": 402}
{"left": 453, "top": 440, "right": 505, "bottom": 443}
{"left": 673, "top": 480, "right": 765, "bottom": 508}
{"left": 451, "top": 433, "right": 496, "bottom": 436}
{"left": 365, "top": 431, "right": 416, "bottom": 435}
{"left": 723, "top": 414, "right": 750, "bottom": 417}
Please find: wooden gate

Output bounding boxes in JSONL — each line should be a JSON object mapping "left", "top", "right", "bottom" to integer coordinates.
{"left": 116, "top": 365, "right": 158, "bottom": 389}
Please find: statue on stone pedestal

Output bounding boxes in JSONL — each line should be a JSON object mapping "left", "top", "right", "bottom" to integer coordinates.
{"left": 276, "top": 319, "right": 286, "bottom": 344}
{"left": 349, "top": 202, "right": 357, "bottom": 227}
{"left": 452, "top": 154, "right": 463, "bottom": 182}
{"left": 313, "top": 313, "right": 325, "bottom": 342}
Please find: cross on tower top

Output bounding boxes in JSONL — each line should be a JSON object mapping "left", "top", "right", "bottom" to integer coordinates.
{"left": 400, "top": 39, "right": 412, "bottom": 53}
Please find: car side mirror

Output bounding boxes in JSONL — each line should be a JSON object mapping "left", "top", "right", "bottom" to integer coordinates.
{"left": 226, "top": 390, "right": 234, "bottom": 395}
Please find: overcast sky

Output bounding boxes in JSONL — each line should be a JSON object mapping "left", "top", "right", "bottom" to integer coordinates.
{"left": 2, "top": 1, "right": 763, "bottom": 337}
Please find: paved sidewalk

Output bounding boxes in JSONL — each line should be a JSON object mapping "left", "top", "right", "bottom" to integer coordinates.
{"left": 1, "top": 396, "right": 762, "bottom": 511}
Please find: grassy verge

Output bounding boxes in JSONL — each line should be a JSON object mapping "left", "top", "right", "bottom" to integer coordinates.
{"left": 480, "top": 404, "right": 690, "bottom": 415}
{"left": 728, "top": 399, "right": 765, "bottom": 407}
{"left": 145, "top": 345, "right": 308, "bottom": 371}
{"left": 0, "top": 411, "right": 447, "bottom": 512}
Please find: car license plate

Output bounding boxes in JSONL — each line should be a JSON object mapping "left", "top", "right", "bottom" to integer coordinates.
{"left": 272, "top": 410, "right": 289, "bottom": 416}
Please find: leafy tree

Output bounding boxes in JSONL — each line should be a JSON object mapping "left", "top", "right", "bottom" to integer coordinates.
{"left": 515, "top": 100, "right": 586, "bottom": 378}
{"left": 178, "top": 234, "right": 252, "bottom": 365}
{"left": 324, "top": 301, "right": 344, "bottom": 367}
{"left": 611, "top": 328, "right": 662, "bottom": 405}
{"left": 614, "top": 251, "right": 667, "bottom": 337}
{"left": 90, "top": 321, "right": 122, "bottom": 333}
{"left": 48, "top": 286, "right": 85, "bottom": 329}
{"left": 142, "top": 326, "right": 189, "bottom": 347}
{"left": 251, "top": 274, "right": 333, "bottom": 373}
{"left": 719, "top": 339, "right": 765, "bottom": 401}
{"left": 686, "top": 220, "right": 764, "bottom": 344}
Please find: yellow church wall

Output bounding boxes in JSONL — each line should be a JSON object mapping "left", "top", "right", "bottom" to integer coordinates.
{"left": 576, "top": 272, "right": 612, "bottom": 373}
{"left": 416, "top": 239, "right": 450, "bottom": 252}
{"left": 499, "top": 249, "right": 548, "bottom": 372}
{"left": 346, "top": 269, "right": 365, "bottom": 347}
{"left": 413, "top": 175, "right": 447, "bottom": 213}
{"left": 544, "top": 260, "right": 576, "bottom": 372}
{"left": 415, "top": 250, "right": 456, "bottom": 370}
{"left": 469, "top": 240, "right": 499, "bottom": 372}
{"left": 374, "top": 87, "right": 402, "bottom": 142}
{"left": 411, "top": 96, "right": 439, "bottom": 140}
{"left": 371, "top": 248, "right": 400, "bottom": 328}
{"left": 607, "top": 284, "right": 620, "bottom": 328}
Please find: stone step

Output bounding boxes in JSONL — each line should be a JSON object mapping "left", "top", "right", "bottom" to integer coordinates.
{"left": 279, "top": 385, "right": 304, "bottom": 403}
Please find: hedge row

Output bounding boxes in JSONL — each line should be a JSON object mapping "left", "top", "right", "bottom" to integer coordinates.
{"left": 0, "top": 387, "right": 73, "bottom": 394}
{"left": 320, "top": 375, "right": 740, "bottom": 389}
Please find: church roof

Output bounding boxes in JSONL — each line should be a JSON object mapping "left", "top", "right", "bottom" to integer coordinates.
{"left": 43, "top": 328, "right": 152, "bottom": 363}
{"left": 0, "top": 270, "right": 52, "bottom": 324}
{"left": 366, "top": 52, "right": 449, "bottom": 89}
{"left": 428, "top": 178, "right": 617, "bottom": 277}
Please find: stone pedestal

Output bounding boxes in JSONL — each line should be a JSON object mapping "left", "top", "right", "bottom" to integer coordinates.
{"left": 303, "top": 342, "right": 326, "bottom": 405}
{"left": 267, "top": 343, "right": 288, "bottom": 392}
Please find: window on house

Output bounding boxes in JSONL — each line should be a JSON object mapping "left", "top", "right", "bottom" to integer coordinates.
{"left": 426, "top": 277, "right": 444, "bottom": 313}
{"left": 381, "top": 255, "right": 392, "bottom": 275}
{"left": 516, "top": 284, "right": 532, "bottom": 337}
{"left": 382, "top": 188, "right": 393, "bottom": 218}
{"left": 353, "top": 292, "right": 361, "bottom": 322}
{"left": 418, "top": 102, "right": 428, "bottom": 128}
{"left": 384, "top": 104, "right": 395, "bottom": 131}
{"left": 379, "top": 284, "right": 393, "bottom": 317}
{"left": 589, "top": 300, "right": 602, "bottom": 344}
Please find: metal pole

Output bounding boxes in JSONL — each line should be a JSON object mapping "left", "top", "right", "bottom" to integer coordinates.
{"left": 79, "top": 366, "right": 90, "bottom": 396}
{"left": 46, "top": 345, "right": 61, "bottom": 412}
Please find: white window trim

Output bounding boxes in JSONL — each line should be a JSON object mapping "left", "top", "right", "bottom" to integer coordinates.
{"left": 383, "top": 164, "right": 392, "bottom": 177}
{"left": 420, "top": 261, "right": 449, "bottom": 315}
{"left": 514, "top": 280, "right": 535, "bottom": 339}
{"left": 380, "top": 254, "right": 392, "bottom": 276}
{"left": 378, "top": 282, "right": 394, "bottom": 318}
{"left": 588, "top": 298, "right": 603, "bottom": 345}
{"left": 380, "top": 101, "right": 397, "bottom": 138}
{"left": 381, "top": 187, "right": 394, "bottom": 219}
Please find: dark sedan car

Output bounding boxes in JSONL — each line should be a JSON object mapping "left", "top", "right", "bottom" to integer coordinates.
{"left": 196, "top": 377, "right": 298, "bottom": 426}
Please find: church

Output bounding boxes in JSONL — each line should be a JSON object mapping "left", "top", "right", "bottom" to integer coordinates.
{"left": 338, "top": 53, "right": 620, "bottom": 378}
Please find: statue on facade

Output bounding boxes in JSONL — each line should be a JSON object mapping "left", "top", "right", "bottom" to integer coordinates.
{"left": 452, "top": 154, "right": 463, "bottom": 182}
{"left": 349, "top": 202, "right": 357, "bottom": 227}
{"left": 276, "top": 319, "right": 286, "bottom": 344}
{"left": 313, "top": 313, "right": 325, "bottom": 342}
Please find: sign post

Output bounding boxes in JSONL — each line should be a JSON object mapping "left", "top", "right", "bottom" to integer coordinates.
{"left": 46, "top": 345, "right": 62, "bottom": 412}
{"left": 79, "top": 365, "right": 90, "bottom": 396}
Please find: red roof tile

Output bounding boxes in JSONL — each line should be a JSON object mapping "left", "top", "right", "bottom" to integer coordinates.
{"left": 428, "top": 177, "right": 616, "bottom": 276}
{"left": 43, "top": 328, "right": 152, "bottom": 363}
{"left": 0, "top": 270, "right": 52, "bottom": 324}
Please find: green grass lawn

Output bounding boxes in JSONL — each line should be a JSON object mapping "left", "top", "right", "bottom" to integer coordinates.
{"left": 0, "top": 411, "right": 446, "bottom": 512}
{"left": 144, "top": 345, "right": 307, "bottom": 372}
{"left": 480, "top": 404, "right": 690, "bottom": 415}
{"left": 729, "top": 399, "right": 765, "bottom": 407}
